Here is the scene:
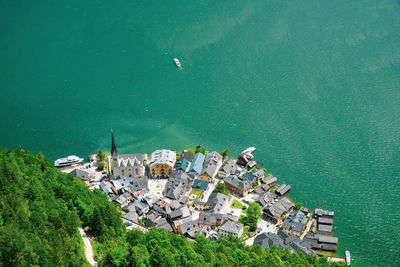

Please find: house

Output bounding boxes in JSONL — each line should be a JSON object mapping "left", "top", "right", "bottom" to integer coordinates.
{"left": 224, "top": 174, "right": 252, "bottom": 197}
{"left": 123, "top": 211, "right": 139, "bottom": 224}
{"left": 100, "top": 181, "right": 112, "bottom": 195}
{"left": 174, "top": 158, "right": 190, "bottom": 172}
{"left": 277, "top": 229, "right": 316, "bottom": 255}
{"left": 237, "top": 147, "right": 257, "bottom": 169}
{"left": 263, "top": 175, "right": 277, "bottom": 186}
{"left": 162, "top": 176, "right": 189, "bottom": 200}
{"left": 71, "top": 168, "right": 95, "bottom": 181}
{"left": 199, "top": 151, "right": 223, "bottom": 182}
{"left": 179, "top": 151, "right": 194, "bottom": 162}
{"left": 192, "top": 179, "right": 210, "bottom": 191}
{"left": 253, "top": 232, "right": 285, "bottom": 248}
{"left": 112, "top": 194, "right": 129, "bottom": 207}
{"left": 180, "top": 220, "right": 201, "bottom": 239}
{"left": 318, "top": 224, "right": 333, "bottom": 235}
{"left": 112, "top": 177, "right": 134, "bottom": 194}
{"left": 218, "top": 159, "right": 239, "bottom": 178}
{"left": 276, "top": 184, "right": 291, "bottom": 196}
{"left": 219, "top": 220, "right": 243, "bottom": 238}
{"left": 130, "top": 177, "right": 149, "bottom": 197}
{"left": 198, "top": 213, "right": 217, "bottom": 230}
{"left": 111, "top": 130, "right": 147, "bottom": 179}
{"left": 282, "top": 210, "right": 308, "bottom": 236}
{"left": 241, "top": 172, "right": 256, "bottom": 183}
{"left": 133, "top": 199, "right": 150, "bottom": 216}
{"left": 252, "top": 168, "right": 265, "bottom": 180}
{"left": 194, "top": 192, "right": 228, "bottom": 214}
{"left": 188, "top": 152, "right": 205, "bottom": 175}
{"left": 263, "top": 197, "right": 295, "bottom": 222}
{"left": 256, "top": 191, "right": 278, "bottom": 208}
{"left": 149, "top": 149, "right": 176, "bottom": 178}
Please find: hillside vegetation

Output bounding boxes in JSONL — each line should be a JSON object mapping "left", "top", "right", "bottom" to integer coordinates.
{"left": 0, "top": 148, "right": 344, "bottom": 266}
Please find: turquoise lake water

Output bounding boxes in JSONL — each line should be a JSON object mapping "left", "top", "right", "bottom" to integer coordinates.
{"left": 1, "top": 1, "right": 400, "bottom": 266}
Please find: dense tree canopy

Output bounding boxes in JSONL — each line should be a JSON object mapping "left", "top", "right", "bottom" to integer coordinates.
{"left": 0, "top": 148, "right": 124, "bottom": 266}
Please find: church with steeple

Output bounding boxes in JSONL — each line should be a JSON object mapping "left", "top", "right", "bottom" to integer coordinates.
{"left": 111, "top": 129, "right": 147, "bottom": 179}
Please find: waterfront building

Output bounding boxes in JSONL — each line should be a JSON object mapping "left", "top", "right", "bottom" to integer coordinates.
{"left": 224, "top": 174, "right": 252, "bottom": 196}
{"left": 276, "top": 184, "right": 291, "bottom": 196}
{"left": 263, "top": 197, "right": 295, "bottom": 223}
{"left": 149, "top": 149, "right": 176, "bottom": 178}
{"left": 282, "top": 210, "right": 308, "bottom": 236}
{"left": 199, "top": 151, "right": 223, "bottom": 182}
{"left": 188, "top": 152, "right": 205, "bottom": 175}
{"left": 111, "top": 130, "right": 147, "bottom": 179}
{"left": 218, "top": 159, "right": 239, "bottom": 178}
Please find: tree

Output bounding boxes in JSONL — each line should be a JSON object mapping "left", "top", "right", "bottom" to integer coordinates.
{"left": 246, "top": 202, "right": 262, "bottom": 230}
{"left": 295, "top": 202, "right": 302, "bottom": 210}
{"left": 97, "top": 161, "right": 105, "bottom": 170}
{"left": 195, "top": 146, "right": 206, "bottom": 155}
{"left": 97, "top": 150, "right": 106, "bottom": 162}
{"left": 215, "top": 183, "right": 229, "bottom": 196}
{"left": 220, "top": 148, "right": 229, "bottom": 160}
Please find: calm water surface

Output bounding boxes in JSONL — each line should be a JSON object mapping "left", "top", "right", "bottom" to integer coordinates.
{"left": 1, "top": 1, "right": 400, "bottom": 266}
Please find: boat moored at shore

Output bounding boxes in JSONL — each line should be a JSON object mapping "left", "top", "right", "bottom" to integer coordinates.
{"left": 54, "top": 155, "right": 84, "bottom": 167}
{"left": 345, "top": 251, "right": 351, "bottom": 265}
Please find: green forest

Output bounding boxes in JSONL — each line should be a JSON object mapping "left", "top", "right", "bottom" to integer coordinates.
{"left": 0, "top": 148, "right": 345, "bottom": 266}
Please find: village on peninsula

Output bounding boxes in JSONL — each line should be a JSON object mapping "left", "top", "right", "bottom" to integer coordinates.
{"left": 60, "top": 130, "right": 344, "bottom": 263}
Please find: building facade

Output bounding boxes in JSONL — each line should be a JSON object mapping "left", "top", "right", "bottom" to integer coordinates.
{"left": 111, "top": 130, "right": 147, "bottom": 179}
{"left": 149, "top": 149, "right": 176, "bottom": 178}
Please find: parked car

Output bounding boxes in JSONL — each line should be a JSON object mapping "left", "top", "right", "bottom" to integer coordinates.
{"left": 125, "top": 222, "right": 132, "bottom": 226}
{"left": 102, "top": 171, "right": 107, "bottom": 175}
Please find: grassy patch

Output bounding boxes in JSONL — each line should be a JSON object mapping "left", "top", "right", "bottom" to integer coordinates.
{"left": 231, "top": 200, "right": 245, "bottom": 209}
{"left": 231, "top": 200, "right": 248, "bottom": 213}
{"left": 189, "top": 189, "right": 203, "bottom": 201}
{"left": 90, "top": 239, "right": 100, "bottom": 261}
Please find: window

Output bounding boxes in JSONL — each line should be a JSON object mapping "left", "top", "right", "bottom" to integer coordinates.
{"left": 135, "top": 169, "right": 138, "bottom": 174}
{"left": 122, "top": 170, "right": 125, "bottom": 176}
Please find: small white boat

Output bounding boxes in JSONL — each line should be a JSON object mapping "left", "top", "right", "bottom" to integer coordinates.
{"left": 55, "top": 155, "right": 84, "bottom": 167}
{"left": 345, "top": 251, "right": 351, "bottom": 265}
{"left": 174, "top": 58, "right": 181, "bottom": 68}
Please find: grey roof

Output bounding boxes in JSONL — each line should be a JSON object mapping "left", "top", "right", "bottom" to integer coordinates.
{"left": 206, "top": 192, "right": 228, "bottom": 214}
{"left": 237, "top": 147, "right": 255, "bottom": 166}
{"left": 180, "top": 206, "right": 191, "bottom": 218}
{"left": 72, "top": 168, "right": 93, "bottom": 179}
{"left": 179, "top": 195, "right": 188, "bottom": 205}
{"left": 219, "top": 159, "right": 239, "bottom": 175}
{"left": 219, "top": 220, "right": 243, "bottom": 235}
{"left": 282, "top": 210, "right": 308, "bottom": 233}
{"left": 163, "top": 176, "right": 189, "bottom": 200}
{"left": 318, "top": 235, "right": 338, "bottom": 244}
{"left": 253, "top": 168, "right": 265, "bottom": 179}
{"left": 276, "top": 184, "right": 291, "bottom": 196}
{"left": 180, "top": 151, "right": 194, "bottom": 162}
{"left": 112, "top": 177, "right": 134, "bottom": 192}
{"left": 264, "top": 175, "right": 277, "bottom": 185}
{"left": 189, "top": 152, "right": 205, "bottom": 174}
{"left": 130, "top": 177, "right": 148, "bottom": 192}
{"left": 199, "top": 213, "right": 217, "bottom": 226}
{"left": 123, "top": 211, "right": 139, "bottom": 223}
{"left": 315, "top": 208, "right": 335, "bottom": 218}
{"left": 201, "top": 151, "right": 222, "bottom": 178}
{"left": 253, "top": 232, "right": 285, "bottom": 248}
{"left": 169, "top": 209, "right": 183, "bottom": 220}
{"left": 318, "top": 224, "right": 333, "bottom": 233}
{"left": 112, "top": 195, "right": 127, "bottom": 205}
{"left": 265, "top": 197, "right": 295, "bottom": 218}
{"left": 318, "top": 217, "right": 334, "bottom": 225}
{"left": 180, "top": 220, "right": 200, "bottom": 235}
{"left": 224, "top": 174, "right": 251, "bottom": 192}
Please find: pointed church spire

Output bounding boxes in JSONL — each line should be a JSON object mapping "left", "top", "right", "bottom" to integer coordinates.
{"left": 111, "top": 128, "right": 118, "bottom": 157}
